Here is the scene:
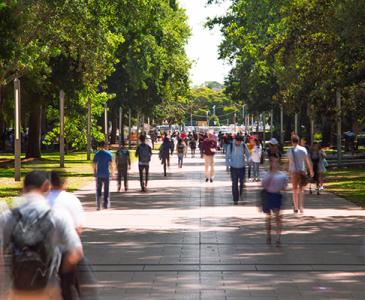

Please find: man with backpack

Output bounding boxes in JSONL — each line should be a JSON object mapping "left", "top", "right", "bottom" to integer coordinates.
{"left": 227, "top": 135, "right": 251, "bottom": 204}
{"left": 136, "top": 134, "right": 152, "bottom": 192}
{"left": 0, "top": 171, "right": 83, "bottom": 299}
{"left": 115, "top": 142, "right": 131, "bottom": 192}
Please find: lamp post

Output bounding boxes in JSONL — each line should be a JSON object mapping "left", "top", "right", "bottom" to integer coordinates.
{"left": 14, "top": 79, "right": 21, "bottom": 181}
{"left": 119, "top": 106, "right": 123, "bottom": 147}
{"left": 280, "top": 105, "right": 284, "bottom": 144}
{"left": 336, "top": 91, "right": 342, "bottom": 167}
{"left": 128, "top": 108, "right": 132, "bottom": 148}
{"left": 206, "top": 111, "right": 209, "bottom": 127}
{"left": 104, "top": 103, "right": 108, "bottom": 145}
{"left": 87, "top": 97, "right": 91, "bottom": 160}
{"left": 294, "top": 113, "right": 298, "bottom": 135}
{"left": 60, "top": 90, "right": 65, "bottom": 168}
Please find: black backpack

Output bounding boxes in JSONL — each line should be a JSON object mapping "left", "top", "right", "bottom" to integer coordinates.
{"left": 10, "top": 208, "right": 55, "bottom": 291}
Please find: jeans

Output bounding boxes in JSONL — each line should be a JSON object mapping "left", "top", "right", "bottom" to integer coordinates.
{"left": 252, "top": 162, "right": 260, "bottom": 179}
{"left": 230, "top": 167, "right": 245, "bottom": 202}
{"left": 117, "top": 165, "right": 128, "bottom": 190}
{"left": 139, "top": 164, "right": 149, "bottom": 190}
{"left": 178, "top": 153, "right": 184, "bottom": 167}
{"left": 96, "top": 177, "right": 109, "bottom": 208}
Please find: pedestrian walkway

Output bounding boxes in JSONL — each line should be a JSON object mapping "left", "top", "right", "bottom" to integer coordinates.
{"left": 76, "top": 153, "right": 365, "bottom": 300}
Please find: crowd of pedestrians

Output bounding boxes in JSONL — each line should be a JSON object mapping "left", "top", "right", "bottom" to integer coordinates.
{"left": 0, "top": 128, "right": 333, "bottom": 299}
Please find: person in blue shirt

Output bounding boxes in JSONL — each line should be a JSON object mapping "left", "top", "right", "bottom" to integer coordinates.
{"left": 226, "top": 135, "right": 251, "bottom": 204}
{"left": 93, "top": 141, "right": 113, "bottom": 210}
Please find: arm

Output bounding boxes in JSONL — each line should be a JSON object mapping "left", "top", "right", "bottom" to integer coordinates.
{"left": 92, "top": 162, "right": 97, "bottom": 177}
{"left": 127, "top": 151, "right": 131, "bottom": 168}
{"left": 305, "top": 155, "right": 314, "bottom": 177}
{"left": 54, "top": 212, "right": 83, "bottom": 272}
{"left": 245, "top": 144, "right": 251, "bottom": 161}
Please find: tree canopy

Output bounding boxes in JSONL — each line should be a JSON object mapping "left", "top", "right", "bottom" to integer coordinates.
{"left": 0, "top": 0, "right": 191, "bottom": 156}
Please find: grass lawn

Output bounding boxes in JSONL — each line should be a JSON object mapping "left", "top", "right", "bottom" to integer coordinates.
{"left": 0, "top": 150, "right": 136, "bottom": 206}
{"left": 326, "top": 167, "right": 365, "bottom": 207}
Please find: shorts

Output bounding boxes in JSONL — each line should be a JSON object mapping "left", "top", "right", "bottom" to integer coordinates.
{"left": 263, "top": 192, "right": 282, "bottom": 214}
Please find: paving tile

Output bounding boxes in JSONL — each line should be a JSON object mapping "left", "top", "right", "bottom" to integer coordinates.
{"left": 67, "top": 153, "right": 365, "bottom": 299}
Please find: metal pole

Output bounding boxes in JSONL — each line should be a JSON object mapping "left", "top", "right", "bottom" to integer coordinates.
{"left": 190, "top": 107, "right": 193, "bottom": 127}
{"left": 234, "top": 113, "right": 237, "bottom": 132}
{"left": 310, "top": 118, "right": 314, "bottom": 146}
{"left": 142, "top": 115, "right": 145, "bottom": 134}
{"left": 14, "top": 79, "right": 21, "bottom": 181}
{"left": 206, "top": 111, "right": 209, "bottom": 127}
{"left": 137, "top": 111, "right": 140, "bottom": 145}
{"left": 119, "top": 107, "right": 123, "bottom": 147}
{"left": 294, "top": 113, "right": 298, "bottom": 135}
{"left": 280, "top": 105, "right": 284, "bottom": 144}
{"left": 60, "top": 90, "right": 65, "bottom": 168}
{"left": 242, "top": 105, "right": 245, "bottom": 127}
{"left": 336, "top": 91, "right": 342, "bottom": 167}
{"left": 128, "top": 108, "right": 132, "bottom": 148}
{"left": 87, "top": 97, "right": 91, "bottom": 160}
{"left": 270, "top": 108, "right": 274, "bottom": 138}
{"left": 104, "top": 103, "right": 108, "bottom": 144}
{"left": 262, "top": 113, "right": 266, "bottom": 143}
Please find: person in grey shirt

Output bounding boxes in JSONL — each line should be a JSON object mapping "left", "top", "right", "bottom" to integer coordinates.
{"left": 226, "top": 135, "right": 251, "bottom": 204}
{"left": 0, "top": 171, "right": 83, "bottom": 299}
{"left": 287, "top": 135, "right": 313, "bottom": 213}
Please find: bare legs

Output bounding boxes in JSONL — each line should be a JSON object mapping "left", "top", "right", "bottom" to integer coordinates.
{"left": 266, "top": 210, "right": 282, "bottom": 246}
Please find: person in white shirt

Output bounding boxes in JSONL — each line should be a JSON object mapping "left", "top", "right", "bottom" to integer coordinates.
{"left": 261, "top": 157, "right": 288, "bottom": 246}
{"left": 46, "top": 171, "right": 86, "bottom": 300}
{"left": 287, "top": 135, "right": 313, "bottom": 213}
{"left": 250, "top": 138, "right": 262, "bottom": 181}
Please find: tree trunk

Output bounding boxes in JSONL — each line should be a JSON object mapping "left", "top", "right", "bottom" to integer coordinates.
{"left": 0, "top": 85, "right": 6, "bottom": 151}
{"left": 26, "top": 102, "right": 42, "bottom": 158}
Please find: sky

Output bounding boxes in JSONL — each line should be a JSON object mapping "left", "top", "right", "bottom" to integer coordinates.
{"left": 179, "top": 0, "right": 231, "bottom": 86}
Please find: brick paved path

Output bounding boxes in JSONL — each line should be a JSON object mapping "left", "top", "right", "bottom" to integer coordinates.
{"left": 76, "top": 152, "right": 365, "bottom": 300}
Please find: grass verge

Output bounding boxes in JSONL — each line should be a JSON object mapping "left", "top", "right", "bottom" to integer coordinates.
{"left": 0, "top": 150, "right": 136, "bottom": 206}
{"left": 326, "top": 167, "right": 365, "bottom": 207}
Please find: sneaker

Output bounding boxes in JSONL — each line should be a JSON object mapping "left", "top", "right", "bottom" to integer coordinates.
{"left": 97, "top": 206, "right": 101, "bottom": 211}
{"left": 233, "top": 201, "right": 238, "bottom": 205}
{"left": 300, "top": 208, "right": 304, "bottom": 213}
{"left": 205, "top": 178, "right": 209, "bottom": 182}
{"left": 293, "top": 209, "right": 299, "bottom": 213}
{"left": 210, "top": 178, "right": 213, "bottom": 183}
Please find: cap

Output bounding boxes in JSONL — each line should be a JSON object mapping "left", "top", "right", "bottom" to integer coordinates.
{"left": 268, "top": 138, "right": 278, "bottom": 145}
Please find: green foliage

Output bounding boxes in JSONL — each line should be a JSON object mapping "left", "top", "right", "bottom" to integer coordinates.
{"left": 208, "top": 0, "right": 365, "bottom": 131}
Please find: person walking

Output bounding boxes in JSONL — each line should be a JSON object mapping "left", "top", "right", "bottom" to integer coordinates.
{"left": 189, "top": 138, "right": 197, "bottom": 158}
{"left": 251, "top": 138, "right": 262, "bottom": 182}
{"left": 227, "top": 135, "right": 251, "bottom": 204}
{"left": 177, "top": 139, "right": 185, "bottom": 168}
{"left": 46, "top": 171, "right": 98, "bottom": 300}
{"left": 136, "top": 134, "right": 152, "bottom": 191}
{"left": 93, "top": 141, "right": 113, "bottom": 210}
{"left": 261, "top": 157, "right": 288, "bottom": 246}
{"left": 288, "top": 135, "right": 314, "bottom": 213}
{"left": 309, "top": 142, "right": 327, "bottom": 195}
{"left": 267, "top": 138, "right": 282, "bottom": 161}
{"left": 115, "top": 142, "right": 131, "bottom": 192}
{"left": 159, "top": 135, "right": 171, "bottom": 176}
{"left": 202, "top": 131, "right": 218, "bottom": 183}
{"left": 1, "top": 171, "right": 83, "bottom": 300}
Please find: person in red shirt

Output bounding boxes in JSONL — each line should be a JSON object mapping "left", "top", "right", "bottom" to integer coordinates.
{"left": 202, "top": 131, "right": 217, "bottom": 182}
